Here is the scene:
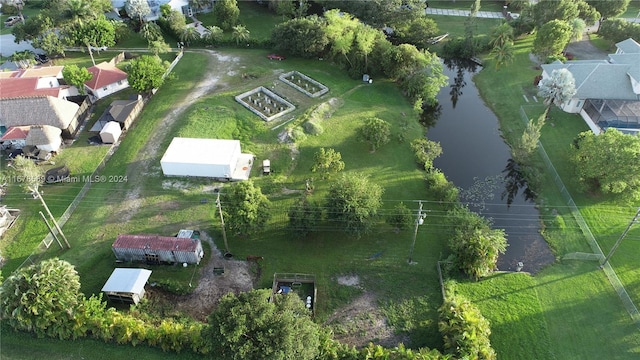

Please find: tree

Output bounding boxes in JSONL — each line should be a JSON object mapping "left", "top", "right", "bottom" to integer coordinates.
{"left": 205, "top": 289, "right": 322, "bottom": 360}
{"left": 395, "top": 17, "right": 439, "bottom": 49}
{"left": 532, "top": 0, "right": 579, "bottom": 28}
{"left": 386, "top": 202, "right": 413, "bottom": 232}
{"left": 576, "top": 0, "right": 600, "bottom": 26}
{"left": 489, "top": 22, "right": 514, "bottom": 48}
{"left": 66, "top": 16, "right": 116, "bottom": 65}
{"left": 62, "top": 65, "right": 93, "bottom": 94}
{"left": 271, "top": 16, "right": 329, "bottom": 58}
{"left": 148, "top": 40, "right": 171, "bottom": 55}
{"left": 410, "top": 138, "right": 442, "bottom": 171}
{"left": 311, "top": 148, "right": 345, "bottom": 179}
{"left": 358, "top": 117, "right": 391, "bottom": 152}
{"left": 9, "top": 156, "right": 70, "bottom": 248}
{"left": 569, "top": 18, "right": 587, "bottom": 41}
{"left": 490, "top": 41, "right": 515, "bottom": 70}
{"left": 9, "top": 50, "right": 36, "bottom": 68}
{"left": 127, "top": 55, "right": 168, "bottom": 93}
{"left": 537, "top": 68, "right": 576, "bottom": 111}
{"left": 324, "top": 9, "right": 359, "bottom": 66}
{"left": 203, "top": 25, "right": 224, "bottom": 46}
{"left": 325, "top": 173, "right": 383, "bottom": 234}
{"left": 587, "top": 0, "right": 630, "bottom": 21}
{"left": 125, "top": 0, "right": 151, "bottom": 23}
{"left": 447, "top": 207, "right": 508, "bottom": 280}
{"left": 231, "top": 24, "right": 250, "bottom": 45}
{"left": 0, "top": 258, "right": 83, "bottom": 339}
{"left": 514, "top": 110, "right": 546, "bottom": 163}
{"left": 288, "top": 195, "right": 318, "bottom": 237}
{"left": 571, "top": 129, "right": 640, "bottom": 198}
{"left": 213, "top": 0, "right": 240, "bottom": 31}
{"left": 354, "top": 24, "right": 377, "bottom": 69}
{"left": 598, "top": 18, "right": 640, "bottom": 44}
{"left": 439, "top": 294, "right": 496, "bottom": 360}
{"left": 221, "top": 180, "right": 271, "bottom": 236}
{"left": 140, "top": 21, "right": 163, "bottom": 43}
{"left": 532, "top": 19, "right": 572, "bottom": 59}
{"left": 179, "top": 26, "right": 200, "bottom": 46}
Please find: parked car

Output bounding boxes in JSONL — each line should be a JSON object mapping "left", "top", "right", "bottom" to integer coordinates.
{"left": 4, "top": 16, "right": 21, "bottom": 27}
{"left": 267, "top": 54, "right": 285, "bottom": 61}
{"left": 35, "top": 53, "right": 50, "bottom": 64}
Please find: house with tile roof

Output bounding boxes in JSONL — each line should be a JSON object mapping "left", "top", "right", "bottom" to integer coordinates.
{"left": 0, "top": 65, "right": 79, "bottom": 100}
{"left": 85, "top": 62, "right": 129, "bottom": 102}
{"left": 0, "top": 125, "right": 30, "bottom": 149}
{"left": 540, "top": 38, "right": 640, "bottom": 134}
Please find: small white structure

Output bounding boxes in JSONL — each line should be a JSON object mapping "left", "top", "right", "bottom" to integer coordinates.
{"left": 101, "top": 268, "right": 152, "bottom": 304}
{"left": 99, "top": 121, "right": 122, "bottom": 144}
{"left": 25, "top": 125, "right": 62, "bottom": 152}
{"left": 160, "top": 138, "right": 254, "bottom": 180}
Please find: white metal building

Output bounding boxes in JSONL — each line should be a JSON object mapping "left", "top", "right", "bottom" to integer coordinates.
{"left": 101, "top": 268, "right": 152, "bottom": 304}
{"left": 160, "top": 137, "right": 253, "bottom": 180}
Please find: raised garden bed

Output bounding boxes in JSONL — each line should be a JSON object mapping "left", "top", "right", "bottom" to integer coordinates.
{"left": 234, "top": 86, "right": 295, "bottom": 122}
{"left": 279, "top": 71, "right": 329, "bottom": 98}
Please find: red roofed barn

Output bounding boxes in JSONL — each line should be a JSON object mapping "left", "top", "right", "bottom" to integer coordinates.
{"left": 85, "top": 62, "right": 129, "bottom": 101}
{"left": 112, "top": 234, "right": 204, "bottom": 265}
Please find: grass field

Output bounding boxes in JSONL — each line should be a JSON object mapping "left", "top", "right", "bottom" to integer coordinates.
{"left": 4, "top": 5, "right": 640, "bottom": 360}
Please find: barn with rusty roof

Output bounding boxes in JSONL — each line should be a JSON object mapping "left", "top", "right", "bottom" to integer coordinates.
{"left": 112, "top": 233, "right": 204, "bottom": 265}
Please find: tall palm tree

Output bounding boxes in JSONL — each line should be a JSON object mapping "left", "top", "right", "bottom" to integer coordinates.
{"left": 490, "top": 41, "right": 515, "bottom": 70}
{"left": 231, "top": 24, "right": 250, "bottom": 46}
{"left": 65, "top": 0, "right": 94, "bottom": 25}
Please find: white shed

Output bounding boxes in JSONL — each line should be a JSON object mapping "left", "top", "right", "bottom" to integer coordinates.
{"left": 99, "top": 121, "right": 122, "bottom": 144}
{"left": 101, "top": 268, "right": 152, "bottom": 304}
{"left": 160, "top": 137, "right": 254, "bottom": 180}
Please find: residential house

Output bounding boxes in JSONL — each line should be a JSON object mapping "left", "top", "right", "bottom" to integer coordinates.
{"left": 25, "top": 125, "right": 62, "bottom": 152}
{"left": 0, "top": 66, "right": 80, "bottom": 100}
{"left": 0, "top": 125, "right": 29, "bottom": 149}
{"left": 110, "top": 0, "right": 192, "bottom": 21}
{"left": 85, "top": 62, "right": 129, "bottom": 102}
{"left": 540, "top": 38, "right": 640, "bottom": 134}
{"left": 0, "top": 96, "right": 82, "bottom": 138}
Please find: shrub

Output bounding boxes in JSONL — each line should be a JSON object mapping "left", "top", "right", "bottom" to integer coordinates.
{"left": 439, "top": 294, "right": 496, "bottom": 360}
{"left": 424, "top": 169, "right": 459, "bottom": 207}
{"left": 303, "top": 120, "right": 324, "bottom": 135}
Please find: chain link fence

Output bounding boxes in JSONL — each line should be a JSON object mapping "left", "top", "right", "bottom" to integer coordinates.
{"left": 520, "top": 105, "right": 640, "bottom": 324}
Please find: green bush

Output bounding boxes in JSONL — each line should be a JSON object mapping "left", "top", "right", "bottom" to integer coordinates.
{"left": 289, "top": 127, "right": 307, "bottom": 142}
{"left": 303, "top": 120, "right": 324, "bottom": 135}
{"left": 439, "top": 294, "right": 496, "bottom": 360}
{"left": 1, "top": 4, "right": 18, "bottom": 15}
{"left": 424, "top": 169, "right": 459, "bottom": 207}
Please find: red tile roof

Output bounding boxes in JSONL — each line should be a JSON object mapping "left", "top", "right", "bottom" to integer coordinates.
{"left": 113, "top": 234, "right": 200, "bottom": 252}
{"left": 85, "top": 62, "right": 128, "bottom": 90}
{"left": 0, "top": 126, "right": 30, "bottom": 141}
{"left": 0, "top": 78, "right": 62, "bottom": 99}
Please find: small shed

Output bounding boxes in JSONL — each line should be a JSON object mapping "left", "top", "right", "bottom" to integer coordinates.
{"left": 100, "top": 121, "right": 122, "bottom": 144}
{"left": 101, "top": 268, "right": 152, "bottom": 304}
{"left": 160, "top": 137, "right": 253, "bottom": 180}
{"left": 25, "top": 125, "right": 62, "bottom": 152}
{"left": 112, "top": 234, "right": 204, "bottom": 265}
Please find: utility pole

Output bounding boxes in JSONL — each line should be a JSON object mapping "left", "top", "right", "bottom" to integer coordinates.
{"left": 35, "top": 188, "right": 70, "bottom": 249}
{"left": 601, "top": 207, "right": 640, "bottom": 268}
{"left": 408, "top": 200, "right": 427, "bottom": 264}
{"left": 39, "top": 211, "right": 63, "bottom": 249}
{"left": 216, "top": 192, "right": 230, "bottom": 255}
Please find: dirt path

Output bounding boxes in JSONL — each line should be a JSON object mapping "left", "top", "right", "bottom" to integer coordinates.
{"left": 115, "top": 51, "right": 239, "bottom": 222}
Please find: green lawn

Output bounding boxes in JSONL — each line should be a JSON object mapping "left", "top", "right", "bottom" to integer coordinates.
{"left": 428, "top": 1, "right": 507, "bottom": 13}
{"left": 196, "top": 1, "right": 284, "bottom": 42}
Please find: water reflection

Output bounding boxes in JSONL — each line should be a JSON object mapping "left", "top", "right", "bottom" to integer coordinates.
{"left": 419, "top": 103, "right": 442, "bottom": 128}
{"left": 501, "top": 159, "right": 537, "bottom": 207}
{"left": 444, "top": 59, "right": 478, "bottom": 109}
{"left": 426, "top": 60, "right": 555, "bottom": 273}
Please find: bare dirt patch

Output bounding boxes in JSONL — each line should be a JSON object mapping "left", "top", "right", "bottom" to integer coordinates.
{"left": 171, "top": 232, "right": 254, "bottom": 321}
{"left": 325, "top": 291, "right": 409, "bottom": 348}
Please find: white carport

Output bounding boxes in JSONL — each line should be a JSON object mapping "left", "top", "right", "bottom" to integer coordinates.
{"left": 160, "top": 137, "right": 253, "bottom": 180}
{"left": 99, "top": 121, "right": 122, "bottom": 144}
{"left": 101, "top": 268, "right": 152, "bottom": 304}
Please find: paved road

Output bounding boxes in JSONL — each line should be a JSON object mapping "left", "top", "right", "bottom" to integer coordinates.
{"left": 426, "top": 7, "right": 505, "bottom": 19}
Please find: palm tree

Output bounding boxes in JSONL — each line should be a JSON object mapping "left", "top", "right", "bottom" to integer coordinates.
{"left": 179, "top": 26, "right": 200, "bottom": 46}
{"left": 231, "top": 24, "right": 250, "bottom": 46}
{"left": 489, "top": 22, "right": 514, "bottom": 48}
{"left": 65, "top": 0, "right": 93, "bottom": 25}
{"left": 203, "top": 25, "right": 223, "bottom": 46}
{"left": 141, "top": 21, "right": 163, "bottom": 43}
{"left": 490, "top": 41, "right": 515, "bottom": 70}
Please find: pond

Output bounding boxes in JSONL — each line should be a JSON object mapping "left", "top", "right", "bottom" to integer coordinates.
{"left": 425, "top": 60, "right": 554, "bottom": 273}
